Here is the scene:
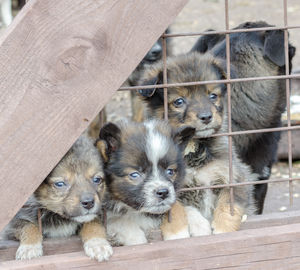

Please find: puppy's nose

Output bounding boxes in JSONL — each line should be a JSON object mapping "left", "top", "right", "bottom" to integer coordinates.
{"left": 197, "top": 112, "right": 212, "bottom": 124}
{"left": 81, "top": 196, "right": 95, "bottom": 210}
{"left": 155, "top": 188, "right": 169, "bottom": 200}
{"left": 146, "top": 43, "right": 162, "bottom": 60}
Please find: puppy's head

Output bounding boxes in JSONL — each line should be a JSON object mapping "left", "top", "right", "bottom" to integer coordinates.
{"left": 35, "top": 135, "right": 106, "bottom": 223}
{"left": 191, "top": 21, "right": 296, "bottom": 71}
{"left": 139, "top": 53, "right": 229, "bottom": 138}
{"left": 97, "top": 120, "right": 194, "bottom": 214}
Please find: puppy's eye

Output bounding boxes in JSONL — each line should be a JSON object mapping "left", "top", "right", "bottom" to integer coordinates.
{"left": 209, "top": 93, "right": 218, "bottom": 101}
{"left": 129, "top": 172, "right": 141, "bottom": 180}
{"left": 54, "top": 181, "right": 67, "bottom": 188}
{"left": 173, "top": 97, "right": 185, "bottom": 107}
{"left": 92, "top": 176, "right": 102, "bottom": 184}
{"left": 166, "top": 168, "right": 175, "bottom": 176}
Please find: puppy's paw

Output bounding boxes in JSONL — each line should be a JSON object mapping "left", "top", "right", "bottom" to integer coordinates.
{"left": 84, "top": 238, "right": 113, "bottom": 262}
{"left": 163, "top": 228, "right": 190, "bottom": 241}
{"left": 16, "top": 243, "right": 43, "bottom": 260}
{"left": 212, "top": 211, "right": 242, "bottom": 234}
{"left": 185, "top": 206, "right": 211, "bottom": 237}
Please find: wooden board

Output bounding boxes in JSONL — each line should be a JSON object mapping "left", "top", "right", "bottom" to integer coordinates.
{"left": 0, "top": 0, "right": 188, "bottom": 232}
{"left": 2, "top": 210, "right": 300, "bottom": 263}
{"left": 1, "top": 222, "right": 300, "bottom": 269}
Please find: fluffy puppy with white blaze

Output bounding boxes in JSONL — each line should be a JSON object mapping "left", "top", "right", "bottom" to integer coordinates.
{"left": 97, "top": 120, "right": 195, "bottom": 246}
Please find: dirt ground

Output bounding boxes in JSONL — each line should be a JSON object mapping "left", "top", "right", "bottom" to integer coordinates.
{"left": 106, "top": 0, "right": 300, "bottom": 215}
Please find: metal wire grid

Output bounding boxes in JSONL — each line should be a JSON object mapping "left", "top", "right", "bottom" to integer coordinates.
{"left": 31, "top": 0, "right": 300, "bottom": 232}
{"left": 118, "top": 0, "right": 300, "bottom": 213}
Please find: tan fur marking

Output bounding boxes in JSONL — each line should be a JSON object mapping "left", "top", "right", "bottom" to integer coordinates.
{"left": 131, "top": 92, "right": 145, "bottom": 122}
{"left": 88, "top": 111, "right": 107, "bottom": 140}
{"left": 160, "top": 201, "right": 188, "bottom": 239}
{"left": 96, "top": 140, "right": 108, "bottom": 162}
{"left": 80, "top": 219, "right": 106, "bottom": 243}
{"left": 16, "top": 223, "right": 42, "bottom": 245}
{"left": 212, "top": 190, "right": 244, "bottom": 233}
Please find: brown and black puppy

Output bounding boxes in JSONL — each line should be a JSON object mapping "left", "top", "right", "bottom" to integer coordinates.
{"left": 97, "top": 120, "right": 194, "bottom": 245}
{"left": 138, "top": 53, "right": 257, "bottom": 234}
{"left": 127, "top": 28, "right": 172, "bottom": 123}
{"left": 2, "top": 135, "right": 112, "bottom": 261}
{"left": 191, "top": 21, "right": 296, "bottom": 214}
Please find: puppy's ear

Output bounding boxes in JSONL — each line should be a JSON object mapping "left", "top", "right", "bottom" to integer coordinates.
{"left": 138, "top": 69, "right": 164, "bottom": 96}
{"left": 211, "top": 58, "right": 237, "bottom": 91}
{"left": 263, "top": 30, "right": 286, "bottom": 67}
{"left": 190, "top": 29, "right": 223, "bottom": 53}
{"left": 172, "top": 126, "right": 196, "bottom": 149}
{"left": 137, "top": 69, "right": 164, "bottom": 108}
{"left": 97, "top": 123, "right": 121, "bottom": 162}
{"left": 137, "top": 75, "right": 160, "bottom": 98}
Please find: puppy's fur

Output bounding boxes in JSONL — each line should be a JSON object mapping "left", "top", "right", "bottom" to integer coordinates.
{"left": 97, "top": 120, "right": 194, "bottom": 245}
{"left": 138, "top": 53, "right": 257, "bottom": 234}
{"left": 2, "top": 135, "right": 112, "bottom": 261}
{"left": 191, "top": 21, "right": 296, "bottom": 214}
{"left": 0, "top": 0, "right": 12, "bottom": 27}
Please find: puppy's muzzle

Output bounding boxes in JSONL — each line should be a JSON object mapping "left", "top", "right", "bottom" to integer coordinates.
{"left": 197, "top": 111, "right": 212, "bottom": 125}
{"left": 155, "top": 188, "right": 169, "bottom": 200}
{"left": 81, "top": 194, "right": 95, "bottom": 210}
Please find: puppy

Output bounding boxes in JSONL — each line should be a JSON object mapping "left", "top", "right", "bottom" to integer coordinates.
{"left": 2, "top": 135, "right": 112, "bottom": 261}
{"left": 127, "top": 28, "right": 172, "bottom": 123}
{"left": 87, "top": 29, "right": 172, "bottom": 139}
{"left": 97, "top": 120, "right": 194, "bottom": 245}
{"left": 191, "top": 21, "right": 296, "bottom": 214}
{"left": 138, "top": 53, "right": 257, "bottom": 234}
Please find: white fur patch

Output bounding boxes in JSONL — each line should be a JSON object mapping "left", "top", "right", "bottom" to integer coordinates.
{"left": 107, "top": 208, "right": 160, "bottom": 246}
{"left": 241, "top": 214, "right": 248, "bottom": 223}
{"left": 72, "top": 214, "right": 97, "bottom": 223}
{"left": 184, "top": 206, "right": 212, "bottom": 236}
{"left": 16, "top": 243, "right": 43, "bottom": 260}
{"left": 144, "top": 121, "right": 169, "bottom": 165}
{"left": 43, "top": 222, "right": 78, "bottom": 238}
{"left": 83, "top": 238, "right": 113, "bottom": 262}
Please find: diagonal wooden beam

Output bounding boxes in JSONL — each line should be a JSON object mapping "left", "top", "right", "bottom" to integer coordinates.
{"left": 0, "top": 0, "right": 188, "bottom": 232}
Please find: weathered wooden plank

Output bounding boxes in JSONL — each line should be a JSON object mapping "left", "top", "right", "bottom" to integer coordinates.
{"left": 0, "top": 237, "right": 82, "bottom": 262}
{"left": 241, "top": 210, "right": 300, "bottom": 229}
{"left": 0, "top": 0, "right": 188, "bottom": 232}
{"left": 2, "top": 210, "right": 300, "bottom": 262}
{"left": 1, "top": 223, "right": 300, "bottom": 269}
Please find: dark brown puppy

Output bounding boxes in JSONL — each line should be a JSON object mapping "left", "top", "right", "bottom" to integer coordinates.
{"left": 97, "top": 120, "right": 194, "bottom": 245}
{"left": 191, "top": 21, "right": 296, "bottom": 214}
{"left": 138, "top": 54, "right": 256, "bottom": 234}
{"left": 2, "top": 135, "right": 112, "bottom": 261}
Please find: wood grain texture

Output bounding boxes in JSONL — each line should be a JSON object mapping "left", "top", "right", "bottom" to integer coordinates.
{"left": 2, "top": 211, "right": 300, "bottom": 263}
{"left": 0, "top": 0, "right": 188, "bottom": 232}
{"left": 1, "top": 222, "right": 300, "bottom": 269}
